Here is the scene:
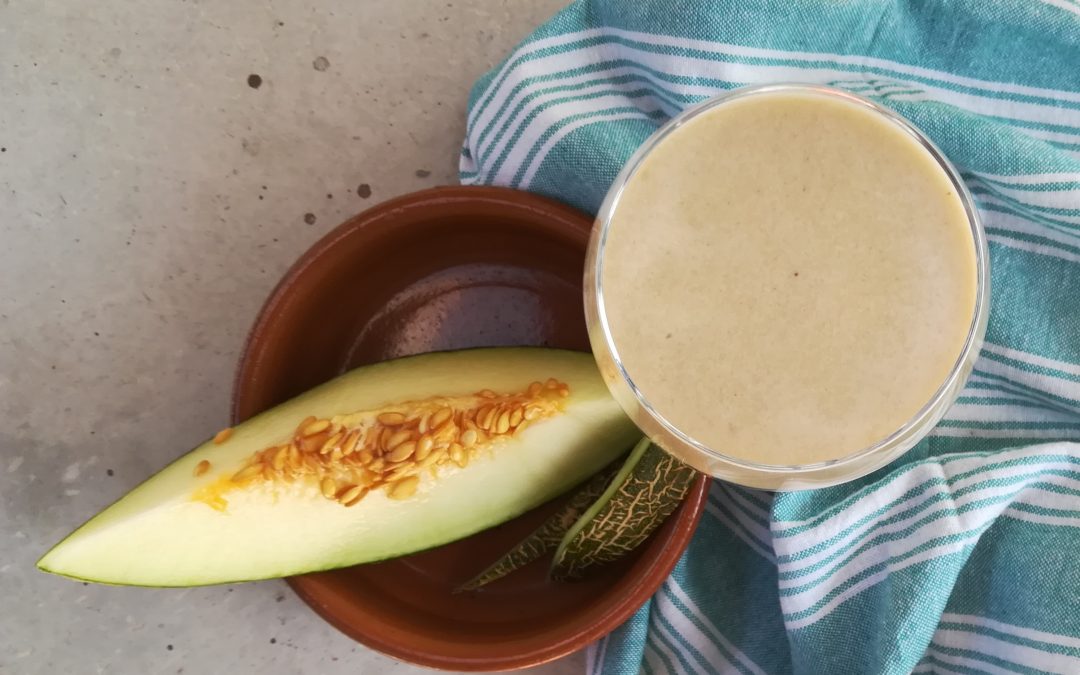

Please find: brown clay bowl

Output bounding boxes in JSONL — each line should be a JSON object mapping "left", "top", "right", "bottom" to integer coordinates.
{"left": 231, "top": 186, "right": 710, "bottom": 671}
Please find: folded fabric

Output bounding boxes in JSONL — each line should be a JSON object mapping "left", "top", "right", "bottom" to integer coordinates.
{"left": 460, "top": 1, "right": 1080, "bottom": 673}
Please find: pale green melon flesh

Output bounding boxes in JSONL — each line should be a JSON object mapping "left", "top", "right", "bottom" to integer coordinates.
{"left": 37, "top": 348, "right": 640, "bottom": 587}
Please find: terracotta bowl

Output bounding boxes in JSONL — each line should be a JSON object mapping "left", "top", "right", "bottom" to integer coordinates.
{"left": 231, "top": 186, "right": 710, "bottom": 671}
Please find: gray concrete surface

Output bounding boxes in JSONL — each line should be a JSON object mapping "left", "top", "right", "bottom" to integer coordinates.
{"left": 0, "top": 1, "right": 582, "bottom": 673}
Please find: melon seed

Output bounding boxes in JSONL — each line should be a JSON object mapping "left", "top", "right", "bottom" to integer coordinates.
{"left": 377, "top": 412, "right": 406, "bottom": 426}
{"left": 319, "top": 432, "right": 344, "bottom": 455}
{"left": 338, "top": 484, "right": 366, "bottom": 506}
{"left": 389, "top": 476, "right": 419, "bottom": 500}
{"left": 386, "top": 465, "right": 415, "bottom": 482}
{"left": 299, "top": 432, "right": 329, "bottom": 453}
{"left": 272, "top": 447, "right": 288, "bottom": 471}
{"left": 386, "top": 429, "right": 413, "bottom": 451}
{"left": 477, "top": 405, "right": 494, "bottom": 430}
{"left": 341, "top": 430, "right": 361, "bottom": 456}
{"left": 430, "top": 406, "right": 453, "bottom": 427}
{"left": 434, "top": 421, "right": 458, "bottom": 444}
{"left": 415, "top": 435, "right": 434, "bottom": 460}
{"left": 387, "top": 441, "right": 416, "bottom": 463}
{"left": 302, "top": 419, "right": 331, "bottom": 436}
{"left": 449, "top": 444, "right": 467, "bottom": 468}
{"left": 495, "top": 410, "right": 511, "bottom": 434}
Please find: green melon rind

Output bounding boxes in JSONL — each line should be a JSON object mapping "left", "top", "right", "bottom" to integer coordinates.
{"left": 549, "top": 437, "right": 652, "bottom": 579}
{"left": 551, "top": 439, "right": 698, "bottom": 581}
{"left": 455, "top": 459, "right": 622, "bottom": 592}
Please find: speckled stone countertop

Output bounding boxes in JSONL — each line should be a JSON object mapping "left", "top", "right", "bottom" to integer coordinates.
{"left": 0, "top": 1, "right": 583, "bottom": 673}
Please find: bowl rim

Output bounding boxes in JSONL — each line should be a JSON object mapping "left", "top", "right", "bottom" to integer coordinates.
{"left": 231, "top": 185, "right": 711, "bottom": 671}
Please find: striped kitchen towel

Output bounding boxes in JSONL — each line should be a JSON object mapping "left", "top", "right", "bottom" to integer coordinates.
{"left": 460, "top": 1, "right": 1080, "bottom": 673}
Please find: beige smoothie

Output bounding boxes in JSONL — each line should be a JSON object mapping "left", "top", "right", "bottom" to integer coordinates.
{"left": 599, "top": 90, "right": 978, "bottom": 466}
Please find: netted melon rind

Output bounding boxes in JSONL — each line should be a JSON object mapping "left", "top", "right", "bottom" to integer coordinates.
{"left": 551, "top": 443, "right": 697, "bottom": 581}
{"left": 456, "top": 460, "right": 622, "bottom": 591}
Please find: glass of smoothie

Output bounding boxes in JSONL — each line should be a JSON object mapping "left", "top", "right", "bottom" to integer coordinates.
{"left": 585, "top": 83, "right": 989, "bottom": 490}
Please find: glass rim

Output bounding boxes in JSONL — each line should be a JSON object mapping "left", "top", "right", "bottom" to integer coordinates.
{"left": 589, "top": 82, "right": 991, "bottom": 476}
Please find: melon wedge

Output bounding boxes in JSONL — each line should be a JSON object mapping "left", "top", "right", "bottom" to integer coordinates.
{"left": 38, "top": 348, "right": 640, "bottom": 586}
{"left": 551, "top": 438, "right": 697, "bottom": 580}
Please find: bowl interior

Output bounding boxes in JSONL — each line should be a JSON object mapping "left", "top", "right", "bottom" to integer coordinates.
{"left": 232, "top": 186, "right": 708, "bottom": 671}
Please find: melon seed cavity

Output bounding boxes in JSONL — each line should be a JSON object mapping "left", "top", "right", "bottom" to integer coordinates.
{"left": 195, "top": 379, "right": 569, "bottom": 511}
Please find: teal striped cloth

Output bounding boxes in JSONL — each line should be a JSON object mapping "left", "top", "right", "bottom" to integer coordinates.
{"left": 460, "top": 1, "right": 1080, "bottom": 673}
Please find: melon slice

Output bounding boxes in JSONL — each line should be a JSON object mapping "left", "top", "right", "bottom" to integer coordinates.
{"left": 38, "top": 348, "right": 641, "bottom": 586}
{"left": 456, "top": 460, "right": 621, "bottom": 592}
{"left": 551, "top": 438, "right": 698, "bottom": 580}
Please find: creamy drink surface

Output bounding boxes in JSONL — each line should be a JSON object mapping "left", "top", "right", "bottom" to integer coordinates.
{"left": 600, "top": 91, "right": 978, "bottom": 466}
